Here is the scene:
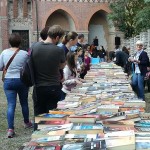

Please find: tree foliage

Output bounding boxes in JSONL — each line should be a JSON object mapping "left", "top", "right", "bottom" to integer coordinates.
{"left": 108, "top": 0, "right": 149, "bottom": 38}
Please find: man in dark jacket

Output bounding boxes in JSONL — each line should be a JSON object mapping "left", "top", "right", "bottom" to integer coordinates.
{"left": 115, "top": 50, "right": 129, "bottom": 69}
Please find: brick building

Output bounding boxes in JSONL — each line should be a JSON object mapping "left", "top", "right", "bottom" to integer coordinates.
{"left": 0, "top": 0, "right": 123, "bottom": 51}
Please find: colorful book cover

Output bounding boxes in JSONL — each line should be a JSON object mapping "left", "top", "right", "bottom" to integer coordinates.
{"left": 38, "top": 113, "right": 67, "bottom": 118}
{"left": 38, "top": 120, "right": 67, "bottom": 125}
{"left": 72, "top": 124, "right": 103, "bottom": 130}
{"left": 136, "top": 140, "right": 150, "bottom": 149}
{"left": 135, "top": 123, "right": 150, "bottom": 128}
{"left": 62, "top": 139, "right": 106, "bottom": 150}
{"left": 136, "top": 127, "right": 150, "bottom": 132}
{"left": 18, "top": 146, "right": 58, "bottom": 150}
{"left": 40, "top": 123, "right": 73, "bottom": 131}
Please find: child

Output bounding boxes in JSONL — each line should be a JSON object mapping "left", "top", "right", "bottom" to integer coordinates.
{"left": 83, "top": 50, "right": 91, "bottom": 76}
{"left": 61, "top": 52, "right": 83, "bottom": 100}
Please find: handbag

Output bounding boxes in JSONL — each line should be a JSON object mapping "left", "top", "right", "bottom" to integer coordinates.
{"left": 2, "top": 48, "right": 19, "bottom": 81}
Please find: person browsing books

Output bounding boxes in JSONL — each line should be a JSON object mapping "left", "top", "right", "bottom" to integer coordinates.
{"left": 128, "top": 40, "right": 149, "bottom": 100}
{"left": 61, "top": 52, "right": 83, "bottom": 100}
{"left": 32, "top": 25, "right": 66, "bottom": 116}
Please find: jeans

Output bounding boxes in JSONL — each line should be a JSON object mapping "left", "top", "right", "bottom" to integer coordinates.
{"left": 131, "top": 73, "right": 145, "bottom": 100}
{"left": 3, "top": 78, "right": 29, "bottom": 129}
{"left": 100, "top": 58, "right": 105, "bottom": 62}
{"left": 33, "top": 85, "right": 61, "bottom": 116}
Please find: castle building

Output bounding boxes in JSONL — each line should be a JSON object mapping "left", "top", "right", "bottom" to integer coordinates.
{"left": 0, "top": 0, "right": 123, "bottom": 51}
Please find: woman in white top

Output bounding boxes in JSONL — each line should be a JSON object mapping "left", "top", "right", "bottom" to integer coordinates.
{"left": 0, "top": 33, "right": 32, "bottom": 138}
{"left": 61, "top": 52, "right": 83, "bottom": 100}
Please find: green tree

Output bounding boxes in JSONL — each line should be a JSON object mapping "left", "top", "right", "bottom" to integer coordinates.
{"left": 135, "top": 0, "right": 150, "bottom": 34}
{"left": 108, "top": 0, "right": 146, "bottom": 38}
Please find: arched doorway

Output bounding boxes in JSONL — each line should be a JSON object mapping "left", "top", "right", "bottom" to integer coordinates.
{"left": 88, "top": 10, "right": 109, "bottom": 50}
{"left": 45, "top": 9, "right": 76, "bottom": 31}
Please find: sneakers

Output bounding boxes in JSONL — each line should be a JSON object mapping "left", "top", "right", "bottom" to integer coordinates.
{"left": 24, "top": 121, "right": 33, "bottom": 128}
{"left": 7, "top": 129, "right": 15, "bottom": 138}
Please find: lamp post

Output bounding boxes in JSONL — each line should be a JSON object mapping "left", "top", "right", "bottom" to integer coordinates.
{"left": 35, "top": 0, "right": 39, "bottom": 42}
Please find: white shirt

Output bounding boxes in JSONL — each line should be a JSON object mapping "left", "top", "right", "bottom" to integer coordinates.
{"left": 134, "top": 50, "right": 143, "bottom": 74}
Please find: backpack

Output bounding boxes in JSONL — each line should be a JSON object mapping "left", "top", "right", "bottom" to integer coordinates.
{"left": 20, "top": 53, "right": 35, "bottom": 87}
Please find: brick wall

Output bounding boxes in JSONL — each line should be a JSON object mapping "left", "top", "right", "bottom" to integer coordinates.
{"left": 0, "top": 1, "right": 117, "bottom": 50}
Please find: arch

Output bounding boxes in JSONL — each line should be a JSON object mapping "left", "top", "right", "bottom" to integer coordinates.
{"left": 85, "top": 4, "right": 111, "bottom": 30}
{"left": 42, "top": 5, "right": 79, "bottom": 30}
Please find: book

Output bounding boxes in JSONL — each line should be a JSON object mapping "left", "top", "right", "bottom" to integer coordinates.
{"left": 35, "top": 113, "right": 67, "bottom": 123}
{"left": 37, "top": 120, "right": 70, "bottom": 130}
{"left": 68, "top": 123, "right": 103, "bottom": 134}
{"left": 49, "top": 110, "right": 74, "bottom": 115}
{"left": 39, "top": 123, "right": 73, "bottom": 132}
{"left": 81, "top": 96, "right": 96, "bottom": 104}
{"left": 119, "top": 106, "right": 145, "bottom": 112}
{"left": 62, "top": 139, "right": 106, "bottom": 150}
{"left": 135, "top": 132, "right": 150, "bottom": 139}
{"left": 124, "top": 101, "right": 146, "bottom": 108}
{"left": 140, "top": 113, "right": 150, "bottom": 119}
{"left": 136, "top": 140, "right": 150, "bottom": 149}
{"left": 18, "top": 145, "right": 62, "bottom": 150}
{"left": 64, "top": 134, "right": 98, "bottom": 139}
{"left": 136, "top": 127, "right": 150, "bottom": 132}
{"left": 102, "top": 120, "right": 134, "bottom": 127}
{"left": 103, "top": 112, "right": 126, "bottom": 121}
{"left": 67, "top": 115, "right": 96, "bottom": 123}
{"left": 31, "top": 136, "right": 64, "bottom": 143}
{"left": 104, "top": 126, "right": 137, "bottom": 133}
{"left": 105, "top": 131, "right": 135, "bottom": 149}
{"left": 31, "top": 129, "right": 66, "bottom": 139}
{"left": 97, "top": 105, "right": 119, "bottom": 113}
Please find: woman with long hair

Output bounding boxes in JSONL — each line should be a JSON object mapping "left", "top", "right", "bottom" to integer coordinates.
{"left": 61, "top": 52, "right": 83, "bottom": 100}
{"left": 59, "top": 31, "right": 78, "bottom": 56}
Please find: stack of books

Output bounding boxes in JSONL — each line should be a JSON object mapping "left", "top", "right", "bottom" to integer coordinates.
{"left": 19, "top": 63, "right": 148, "bottom": 150}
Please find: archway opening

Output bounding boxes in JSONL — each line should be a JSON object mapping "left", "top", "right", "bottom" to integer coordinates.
{"left": 45, "top": 9, "right": 76, "bottom": 31}
{"left": 88, "top": 10, "right": 108, "bottom": 50}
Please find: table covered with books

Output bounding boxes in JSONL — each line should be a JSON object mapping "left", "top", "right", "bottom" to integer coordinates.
{"left": 19, "top": 62, "right": 150, "bottom": 150}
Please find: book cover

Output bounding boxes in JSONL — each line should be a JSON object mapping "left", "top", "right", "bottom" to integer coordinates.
{"left": 18, "top": 145, "right": 61, "bottom": 150}
{"left": 38, "top": 114, "right": 67, "bottom": 118}
{"left": 31, "top": 136, "right": 64, "bottom": 143}
{"left": 136, "top": 127, "right": 150, "bottom": 132}
{"left": 62, "top": 139, "right": 106, "bottom": 150}
{"left": 35, "top": 113, "right": 67, "bottom": 123}
{"left": 104, "top": 126, "right": 137, "bottom": 133}
{"left": 136, "top": 140, "right": 150, "bottom": 149}
{"left": 49, "top": 110, "right": 74, "bottom": 115}
{"left": 72, "top": 124, "right": 103, "bottom": 130}
{"left": 31, "top": 129, "right": 66, "bottom": 139}
{"left": 65, "top": 134, "right": 98, "bottom": 139}
{"left": 38, "top": 120, "right": 67, "bottom": 125}
{"left": 39, "top": 123, "right": 73, "bottom": 131}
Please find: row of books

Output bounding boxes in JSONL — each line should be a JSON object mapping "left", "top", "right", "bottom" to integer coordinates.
{"left": 19, "top": 63, "right": 150, "bottom": 150}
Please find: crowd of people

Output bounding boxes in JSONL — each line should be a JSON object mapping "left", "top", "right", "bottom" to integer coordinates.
{"left": 0, "top": 24, "right": 150, "bottom": 138}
